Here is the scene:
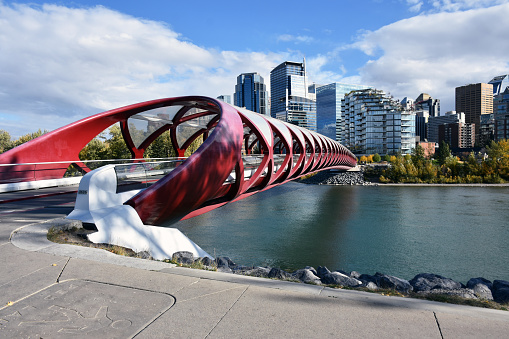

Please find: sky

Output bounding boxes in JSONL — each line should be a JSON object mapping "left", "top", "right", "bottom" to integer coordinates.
{"left": 1, "top": 0, "right": 509, "bottom": 137}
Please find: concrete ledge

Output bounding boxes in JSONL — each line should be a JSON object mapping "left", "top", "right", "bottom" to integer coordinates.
{"left": 0, "top": 177, "right": 82, "bottom": 193}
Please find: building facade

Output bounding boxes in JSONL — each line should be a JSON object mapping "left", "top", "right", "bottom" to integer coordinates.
{"left": 342, "top": 88, "right": 415, "bottom": 155}
{"left": 316, "top": 83, "right": 370, "bottom": 141}
{"left": 270, "top": 61, "right": 317, "bottom": 131}
{"left": 494, "top": 86, "right": 509, "bottom": 141}
{"left": 216, "top": 95, "right": 231, "bottom": 104}
{"left": 438, "top": 122, "right": 475, "bottom": 149}
{"left": 489, "top": 75, "right": 509, "bottom": 96}
{"left": 455, "top": 83, "right": 493, "bottom": 144}
{"left": 234, "top": 73, "right": 268, "bottom": 115}
{"left": 427, "top": 111, "right": 465, "bottom": 143}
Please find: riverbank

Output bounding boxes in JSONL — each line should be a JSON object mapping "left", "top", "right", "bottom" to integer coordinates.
{"left": 301, "top": 169, "right": 509, "bottom": 187}
{"left": 48, "top": 221, "right": 509, "bottom": 310}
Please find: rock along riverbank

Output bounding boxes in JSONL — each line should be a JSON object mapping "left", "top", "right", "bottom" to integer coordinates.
{"left": 172, "top": 251, "right": 509, "bottom": 306}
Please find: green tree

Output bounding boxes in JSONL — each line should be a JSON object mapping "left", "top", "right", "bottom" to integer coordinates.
{"left": 106, "top": 124, "right": 131, "bottom": 159}
{"left": 486, "top": 139, "right": 509, "bottom": 181}
{"left": 0, "top": 130, "right": 13, "bottom": 154}
{"left": 373, "top": 153, "right": 381, "bottom": 162}
{"left": 145, "top": 131, "right": 177, "bottom": 158}
{"left": 79, "top": 135, "right": 108, "bottom": 161}
{"left": 13, "top": 129, "right": 47, "bottom": 148}
{"left": 383, "top": 154, "right": 391, "bottom": 162}
{"left": 411, "top": 145, "right": 425, "bottom": 165}
{"left": 436, "top": 141, "right": 451, "bottom": 166}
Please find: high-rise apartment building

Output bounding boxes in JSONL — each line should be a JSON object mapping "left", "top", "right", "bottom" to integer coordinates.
{"left": 270, "top": 61, "right": 317, "bottom": 131}
{"left": 342, "top": 89, "right": 415, "bottom": 155}
{"left": 315, "top": 83, "right": 370, "bottom": 141}
{"left": 438, "top": 122, "right": 475, "bottom": 149}
{"left": 455, "top": 83, "right": 493, "bottom": 144}
{"left": 234, "top": 73, "right": 268, "bottom": 115}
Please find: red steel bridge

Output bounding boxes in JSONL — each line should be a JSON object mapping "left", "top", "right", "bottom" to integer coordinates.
{"left": 0, "top": 96, "right": 357, "bottom": 227}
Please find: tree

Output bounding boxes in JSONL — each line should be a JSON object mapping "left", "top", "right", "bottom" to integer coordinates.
{"left": 366, "top": 154, "right": 373, "bottom": 163}
{"left": 79, "top": 136, "right": 108, "bottom": 161}
{"left": 373, "top": 153, "right": 381, "bottom": 162}
{"left": 0, "top": 130, "right": 13, "bottom": 154}
{"left": 486, "top": 140, "right": 509, "bottom": 181}
{"left": 436, "top": 141, "right": 451, "bottom": 166}
{"left": 106, "top": 124, "right": 131, "bottom": 159}
{"left": 411, "top": 145, "right": 425, "bottom": 165}
{"left": 13, "top": 129, "right": 47, "bottom": 148}
{"left": 383, "top": 154, "right": 391, "bottom": 162}
{"left": 145, "top": 131, "right": 177, "bottom": 158}
{"left": 359, "top": 155, "right": 367, "bottom": 163}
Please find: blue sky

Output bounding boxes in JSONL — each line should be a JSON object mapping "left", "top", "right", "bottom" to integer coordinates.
{"left": 1, "top": 0, "right": 509, "bottom": 136}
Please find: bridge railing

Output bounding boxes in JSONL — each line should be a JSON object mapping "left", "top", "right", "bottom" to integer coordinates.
{"left": 0, "top": 158, "right": 186, "bottom": 185}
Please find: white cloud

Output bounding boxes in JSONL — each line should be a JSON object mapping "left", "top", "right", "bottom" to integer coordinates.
{"left": 405, "top": 0, "right": 509, "bottom": 13}
{"left": 0, "top": 3, "right": 288, "bottom": 136}
{"left": 277, "top": 34, "right": 314, "bottom": 44}
{"left": 352, "top": 3, "right": 509, "bottom": 111}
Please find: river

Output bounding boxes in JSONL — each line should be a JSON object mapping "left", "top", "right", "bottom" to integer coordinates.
{"left": 175, "top": 182, "right": 509, "bottom": 283}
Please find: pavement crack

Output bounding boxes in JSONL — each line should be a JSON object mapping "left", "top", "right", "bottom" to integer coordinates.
{"left": 204, "top": 285, "right": 249, "bottom": 338}
{"left": 433, "top": 311, "right": 444, "bottom": 339}
{"left": 56, "top": 257, "right": 71, "bottom": 283}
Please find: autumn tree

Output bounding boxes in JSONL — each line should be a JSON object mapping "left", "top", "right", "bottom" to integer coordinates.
{"left": 0, "top": 130, "right": 13, "bottom": 154}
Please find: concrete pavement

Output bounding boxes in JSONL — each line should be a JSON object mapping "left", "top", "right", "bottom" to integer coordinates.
{"left": 1, "top": 191, "right": 508, "bottom": 338}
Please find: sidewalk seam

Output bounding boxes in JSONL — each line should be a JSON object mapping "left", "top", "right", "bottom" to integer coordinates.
{"left": 204, "top": 285, "right": 249, "bottom": 338}
{"left": 56, "top": 257, "right": 71, "bottom": 283}
{"left": 433, "top": 311, "right": 444, "bottom": 339}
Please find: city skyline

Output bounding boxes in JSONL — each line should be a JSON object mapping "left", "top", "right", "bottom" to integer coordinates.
{"left": 1, "top": 0, "right": 509, "bottom": 137}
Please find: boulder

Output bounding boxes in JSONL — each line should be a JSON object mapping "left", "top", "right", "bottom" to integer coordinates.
{"left": 268, "top": 267, "right": 291, "bottom": 280}
{"left": 349, "top": 271, "right": 362, "bottom": 279}
{"left": 409, "top": 273, "right": 461, "bottom": 292}
{"left": 471, "top": 284, "right": 493, "bottom": 300}
{"left": 215, "top": 256, "right": 235, "bottom": 268}
{"left": 305, "top": 266, "right": 318, "bottom": 276}
{"left": 197, "top": 256, "right": 214, "bottom": 267}
{"left": 363, "top": 282, "right": 378, "bottom": 291}
{"left": 466, "top": 277, "right": 493, "bottom": 290}
{"left": 375, "top": 273, "right": 413, "bottom": 293}
{"left": 217, "top": 266, "right": 232, "bottom": 273}
{"left": 358, "top": 274, "right": 377, "bottom": 285}
{"left": 294, "top": 269, "right": 322, "bottom": 285}
{"left": 316, "top": 266, "right": 331, "bottom": 279}
{"left": 492, "top": 280, "right": 509, "bottom": 304}
{"left": 423, "top": 288, "right": 478, "bottom": 300}
{"left": 244, "top": 267, "right": 270, "bottom": 278}
{"left": 172, "top": 251, "right": 194, "bottom": 265}
{"left": 321, "top": 272, "right": 362, "bottom": 287}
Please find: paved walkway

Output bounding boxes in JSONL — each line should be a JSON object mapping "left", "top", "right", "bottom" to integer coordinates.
{"left": 1, "top": 192, "right": 508, "bottom": 338}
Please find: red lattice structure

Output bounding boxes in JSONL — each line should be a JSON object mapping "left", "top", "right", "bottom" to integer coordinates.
{"left": 0, "top": 96, "right": 356, "bottom": 225}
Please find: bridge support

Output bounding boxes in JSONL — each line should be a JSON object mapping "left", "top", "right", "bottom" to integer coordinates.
{"left": 67, "top": 165, "right": 211, "bottom": 260}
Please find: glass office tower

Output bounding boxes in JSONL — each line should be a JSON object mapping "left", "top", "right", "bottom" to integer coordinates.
{"left": 316, "top": 83, "right": 370, "bottom": 141}
{"left": 234, "top": 73, "right": 268, "bottom": 115}
{"left": 270, "top": 61, "right": 317, "bottom": 131}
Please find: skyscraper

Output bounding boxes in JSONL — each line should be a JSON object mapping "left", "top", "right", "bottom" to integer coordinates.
{"left": 413, "top": 93, "right": 440, "bottom": 141}
{"left": 270, "top": 61, "right": 317, "bottom": 131}
{"left": 488, "top": 75, "right": 509, "bottom": 96}
{"left": 342, "top": 88, "right": 415, "bottom": 155}
{"left": 234, "top": 73, "right": 268, "bottom": 115}
{"left": 316, "top": 83, "right": 370, "bottom": 141}
{"left": 494, "top": 86, "right": 509, "bottom": 141}
{"left": 455, "top": 83, "right": 493, "bottom": 144}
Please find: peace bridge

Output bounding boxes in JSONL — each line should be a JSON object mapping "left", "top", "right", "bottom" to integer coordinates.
{"left": 0, "top": 96, "right": 356, "bottom": 258}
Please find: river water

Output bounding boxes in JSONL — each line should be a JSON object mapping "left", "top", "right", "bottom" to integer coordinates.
{"left": 175, "top": 182, "right": 509, "bottom": 283}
